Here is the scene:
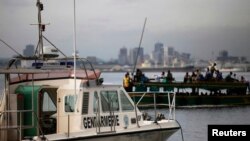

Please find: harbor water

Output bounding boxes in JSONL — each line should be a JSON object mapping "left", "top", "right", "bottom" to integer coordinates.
{"left": 1, "top": 72, "right": 250, "bottom": 141}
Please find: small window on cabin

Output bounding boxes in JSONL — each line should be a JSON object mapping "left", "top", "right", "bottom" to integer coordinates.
{"left": 65, "top": 95, "right": 77, "bottom": 112}
{"left": 93, "top": 91, "right": 99, "bottom": 113}
{"left": 120, "top": 90, "right": 134, "bottom": 111}
{"left": 42, "top": 91, "right": 56, "bottom": 112}
{"left": 100, "top": 91, "right": 119, "bottom": 112}
{"left": 82, "top": 92, "right": 89, "bottom": 114}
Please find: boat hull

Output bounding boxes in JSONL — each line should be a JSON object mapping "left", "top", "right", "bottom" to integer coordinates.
{"left": 44, "top": 128, "right": 179, "bottom": 141}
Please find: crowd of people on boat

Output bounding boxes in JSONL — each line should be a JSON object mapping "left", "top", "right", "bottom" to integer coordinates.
{"left": 123, "top": 63, "right": 250, "bottom": 92}
{"left": 123, "top": 69, "right": 151, "bottom": 92}
{"left": 122, "top": 68, "right": 181, "bottom": 92}
{"left": 183, "top": 63, "right": 247, "bottom": 83}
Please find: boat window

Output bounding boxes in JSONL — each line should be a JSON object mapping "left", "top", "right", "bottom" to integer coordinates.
{"left": 120, "top": 90, "right": 134, "bottom": 111}
{"left": 82, "top": 92, "right": 89, "bottom": 114}
{"left": 100, "top": 91, "right": 119, "bottom": 112}
{"left": 65, "top": 95, "right": 77, "bottom": 112}
{"left": 42, "top": 91, "right": 56, "bottom": 112}
{"left": 93, "top": 91, "right": 99, "bottom": 113}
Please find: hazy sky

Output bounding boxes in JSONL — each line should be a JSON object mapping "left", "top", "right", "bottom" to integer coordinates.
{"left": 1, "top": 0, "right": 250, "bottom": 61}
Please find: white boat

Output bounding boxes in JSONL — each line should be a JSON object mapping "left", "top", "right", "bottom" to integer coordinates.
{"left": 0, "top": 1, "right": 180, "bottom": 141}
{"left": 219, "top": 67, "right": 245, "bottom": 73}
{"left": 0, "top": 65, "right": 180, "bottom": 141}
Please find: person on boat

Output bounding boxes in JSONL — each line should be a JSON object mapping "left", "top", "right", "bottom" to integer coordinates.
{"left": 160, "top": 71, "right": 167, "bottom": 82}
{"left": 240, "top": 76, "right": 246, "bottom": 83}
{"left": 204, "top": 67, "right": 212, "bottom": 81}
{"left": 141, "top": 73, "right": 149, "bottom": 83}
{"left": 161, "top": 71, "right": 165, "bottom": 78}
{"left": 166, "top": 70, "right": 174, "bottom": 82}
{"left": 241, "top": 76, "right": 250, "bottom": 92}
{"left": 225, "top": 71, "right": 234, "bottom": 82}
{"left": 233, "top": 73, "right": 239, "bottom": 82}
{"left": 191, "top": 71, "right": 197, "bottom": 82}
{"left": 123, "top": 72, "right": 132, "bottom": 92}
{"left": 195, "top": 69, "right": 204, "bottom": 81}
{"left": 134, "top": 69, "right": 142, "bottom": 82}
{"left": 210, "top": 62, "right": 217, "bottom": 76}
{"left": 183, "top": 72, "right": 190, "bottom": 83}
{"left": 215, "top": 70, "right": 223, "bottom": 81}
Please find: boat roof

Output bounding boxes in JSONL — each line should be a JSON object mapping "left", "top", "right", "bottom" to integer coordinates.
{"left": 0, "top": 68, "right": 51, "bottom": 74}
{"left": 0, "top": 68, "right": 101, "bottom": 84}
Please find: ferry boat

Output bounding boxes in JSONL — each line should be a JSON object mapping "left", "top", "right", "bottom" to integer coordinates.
{"left": 0, "top": 1, "right": 180, "bottom": 140}
{"left": 128, "top": 80, "right": 250, "bottom": 107}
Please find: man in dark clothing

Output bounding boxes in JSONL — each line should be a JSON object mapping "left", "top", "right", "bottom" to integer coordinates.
{"left": 225, "top": 72, "right": 234, "bottom": 82}
{"left": 166, "top": 70, "right": 174, "bottom": 82}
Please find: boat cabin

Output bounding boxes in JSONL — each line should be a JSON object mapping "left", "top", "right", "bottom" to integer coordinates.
{"left": 1, "top": 73, "right": 142, "bottom": 140}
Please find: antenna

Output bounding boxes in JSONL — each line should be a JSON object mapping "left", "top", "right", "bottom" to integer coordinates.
{"left": 0, "top": 38, "right": 23, "bottom": 57}
{"left": 132, "top": 17, "right": 147, "bottom": 76}
{"left": 73, "top": 0, "right": 78, "bottom": 108}
{"left": 36, "top": 0, "right": 44, "bottom": 59}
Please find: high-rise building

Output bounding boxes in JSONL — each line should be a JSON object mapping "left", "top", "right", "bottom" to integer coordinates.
{"left": 216, "top": 50, "right": 240, "bottom": 63}
{"left": 181, "top": 53, "right": 191, "bottom": 63}
{"left": 167, "top": 46, "right": 174, "bottom": 57}
{"left": 118, "top": 47, "right": 128, "bottom": 65}
{"left": 23, "top": 44, "right": 35, "bottom": 57}
{"left": 165, "top": 46, "right": 175, "bottom": 66}
{"left": 153, "top": 42, "right": 164, "bottom": 66}
{"left": 219, "top": 50, "right": 228, "bottom": 58}
{"left": 129, "top": 47, "right": 144, "bottom": 66}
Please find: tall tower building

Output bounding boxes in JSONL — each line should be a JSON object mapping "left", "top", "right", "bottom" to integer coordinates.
{"left": 166, "top": 46, "right": 175, "bottom": 66}
{"left": 153, "top": 42, "right": 164, "bottom": 66}
{"left": 129, "top": 47, "right": 144, "bottom": 66}
{"left": 118, "top": 47, "right": 128, "bottom": 65}
{"left": 167, "top": 46, "right": 174, "bottom": 57}
{"left": 219, "top": 50, "right": 228, "bottom": 58}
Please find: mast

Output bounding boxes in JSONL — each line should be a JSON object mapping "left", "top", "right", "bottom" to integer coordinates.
{"left": 73, "top": 0, "right": 77, "bottom": 99}
{"left": 36, "top": 0, "right": 44, "bottom": 59}
{"left": 132, "top": 18, "right": 147, "bottom": 76}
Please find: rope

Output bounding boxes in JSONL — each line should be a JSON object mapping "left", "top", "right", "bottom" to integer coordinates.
{"left": 176, "top": 120, "right": 185, "bottom": 141}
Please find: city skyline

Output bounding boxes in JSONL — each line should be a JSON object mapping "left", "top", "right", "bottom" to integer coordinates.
{"left": 117, "top": 43, "right": 192, "bottom": 67}
{"left": 1, "top": 0, "right": 250, "bottom": 61}
{"left": 3, "top": 41, "right": 248, "bottom": 65}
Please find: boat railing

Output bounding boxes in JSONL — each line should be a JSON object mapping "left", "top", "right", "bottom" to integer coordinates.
{"left": 5, "top": 57, "right": 101, "bottom": 83}
{"left": 78, "top": 58, "right": 101, "bottom": 84}
{"left": 131, "top": 88, "right": 176, "bottom": 127}
{"left": 133, "top": 81, "right": 249, "bottom": 96}
{"left": 0, "top": 90, "right": 5, "bottom": 109}
{"left": 109, "top": 100, "right": 117, "bottom": 132}
{"left": 93, "top": 94, "right": 116, "bottom": 134}
{"left": 0, "top": 110, "right": 45, "bottom": 140}
{"left": 94, "top": 96, "right": 100, "bottom": 133}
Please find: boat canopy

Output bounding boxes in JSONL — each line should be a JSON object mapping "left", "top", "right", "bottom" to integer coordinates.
{"left": 14, "top": 85, "right": 58, "bottom": 136}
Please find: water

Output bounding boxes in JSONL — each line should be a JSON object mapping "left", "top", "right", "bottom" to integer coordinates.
{"left": 101, "top": 72, "right": 250, "bottom": 141}
{"left": 168, "top": 106, "right": 250, "bottom": 141}
{"left": 1, "top": 72, "right": 250, "bottom": 141}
